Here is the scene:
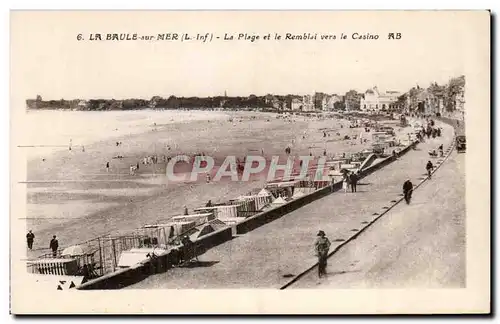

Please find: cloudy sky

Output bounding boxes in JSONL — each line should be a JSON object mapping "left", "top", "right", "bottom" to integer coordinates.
{"left": 11, "top": 11, "right": 487, "bottom": 100}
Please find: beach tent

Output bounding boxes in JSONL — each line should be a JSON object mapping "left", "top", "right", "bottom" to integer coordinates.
{"left": 292, "top": 189, "right": 306, "bottom": 199}
{"left": 258, "top": 188, "right": 273, "bottom": 197}
{"left": 271, "top": 196, "right": 287, "bottom": 205}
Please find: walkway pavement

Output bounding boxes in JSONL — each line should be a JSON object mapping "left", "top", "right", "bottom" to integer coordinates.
{"left": 129, "top": 122, "right": 455, "bottom": 289}
{"left": 291, "top": 150, "right": 465, "bottom": 288}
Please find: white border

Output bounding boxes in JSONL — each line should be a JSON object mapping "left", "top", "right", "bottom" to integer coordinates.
{"left": 3, "top": 1, "right": 497, "bottom": 323}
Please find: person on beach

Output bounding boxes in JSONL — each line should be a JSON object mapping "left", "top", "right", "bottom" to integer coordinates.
{"left": 184, "top": 206, "right": 189, "bottom": 215}
{"left": 314, "top": 230, "right": 331, "bottom": 278}
{"left": 206, "top": 200, "right": 212, "bottom": 207}
{"left": 426, "top": 161, "right": 434, "bottom": 179}
{"left": 49, "top": 235, "right": 59, "bottom": 258}
{"left": 403, "top": 179, "right": 413, "bottom": 204}
{"left": 26, "top": 230, "right": 35, "bottom": 250}
{"left": 106, "top": 161, "right": 110, "bottom": 172}
{"left": 350, "top": 172, "right": 358, "bottom": 193}
{"left": 68, "top": 139, "right": 72, "bottom": 151}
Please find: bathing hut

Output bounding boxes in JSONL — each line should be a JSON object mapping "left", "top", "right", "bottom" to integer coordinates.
{"left": 265, "top": 179, "right": 300, "bottom": 199}
{"left": 232, "top": 196, "right": 258, "bottom": 216}
{"left": 117, "top": 247, "right": 169, "bottom": 268}
{"left": 194, "top": 204, "right": 241, "bottom": 219}
{"left": 28, "top": 258, "right": 80, "bottom": 276}
{"left": 28, "top": 245, "right": 99, "bottom": 279}
{"left": 142, "top": 220, "right": 197, "bottom": 247}
{"left": 271, "top": 196, "right": 288, "bottom": 206}
{"left": 291, "top": 189, "right": 307, "bottom": 199}
{"left": 171, "top": 213, "right": 215, "bottom": 226}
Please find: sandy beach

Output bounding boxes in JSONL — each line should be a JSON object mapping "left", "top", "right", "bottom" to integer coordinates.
{"left": 20, "top": 110, "right": 409, "bottom": 258}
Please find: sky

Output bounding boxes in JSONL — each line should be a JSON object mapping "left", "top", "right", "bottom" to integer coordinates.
{"left": 10, "top": 11, "right": 485, "bottom": 100}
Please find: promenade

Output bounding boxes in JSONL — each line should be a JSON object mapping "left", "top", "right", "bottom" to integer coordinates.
{"left": 291, "top": 149, "right": 465, "bottom": 288}
{"left": 129, "top": 121, "right": 456, "bottom": 289}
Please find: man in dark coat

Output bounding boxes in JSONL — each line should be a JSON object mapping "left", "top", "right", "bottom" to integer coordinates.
{"left": 403, "top": 179, "right": 413, "bottom": 204}
{"left": 26, "top": 230, "right": 35, "bottom": 250}
{"left": 426, "top": 161, "right": 434, "bottom": 179}
{"left": 49, "top": 235, "right": 59, "bottom": 257}
{"left": 314, "top": 230, "right": 331, "bottom": 278}
{"left": 349, "top": 172, "right": 359, "bottom": 193}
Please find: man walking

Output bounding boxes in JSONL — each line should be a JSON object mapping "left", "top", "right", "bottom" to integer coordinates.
{"left": 350, "top": 172, "right": 359, "bottom": 193}
{"left": 438, "top": 144, "right": 444, "bottom": 157}
{"left": 314, "top": 230, "right": 331, "bottom": 278}
{"left": 426, "top": 160, "right": 434, "bottom": 179}
{"left": 26, "top": 230, "right": 35, "bottom": 250}
{"left": 403, "top": 179, "right": 413, "bottom": 204}
{"left": 49, "top": 235, "right": 59, "bottom": 258}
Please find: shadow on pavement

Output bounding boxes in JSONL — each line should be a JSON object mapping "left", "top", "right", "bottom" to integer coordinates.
{"left": 179, "top": 260, "right": 220, "bottom": 268}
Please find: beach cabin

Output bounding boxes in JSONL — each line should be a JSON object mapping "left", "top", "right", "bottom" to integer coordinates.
{"left": 194, "top": 205, "right": 241, "bottom": 219}
{"left": 270, "top": 196, "right": 289, "bottom": 206}
{"left": 27, "top": 244, "right": 99, "bottom": 282}
{"left": 265, "top": 179, "right": 300, "bottom": 199}
{"left": 231, "top": 197, "right": 257, "bottom": 214}
{"left": 171, "top": 213, "right": 215, "bottom": 226}
{"left": 28, "top": 258, "right": 80, "bottom": 276}
{"left": 117, "top": 247, "right": 169, "bottom": 268}
{"left": 142, "top": 221, "right": 197, "bottom": 247}
{"left": 256, "top": 188, "right": 274, "bottom": 209}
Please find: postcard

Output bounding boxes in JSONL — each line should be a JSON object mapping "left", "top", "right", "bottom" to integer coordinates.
{"left": 10, "top": 10, "right": 490, "bottom": 314}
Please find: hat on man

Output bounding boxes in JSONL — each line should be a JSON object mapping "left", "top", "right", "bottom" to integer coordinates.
{"left": 317, "top": 230, "right": 325, "bottom": 237}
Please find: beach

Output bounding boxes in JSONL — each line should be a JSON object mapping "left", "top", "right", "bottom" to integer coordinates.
{"left": 20, "top": 109, "right": 409, "bottom": 258}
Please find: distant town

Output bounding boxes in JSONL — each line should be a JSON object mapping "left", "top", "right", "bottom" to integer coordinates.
{"left": 26, "top": 75, "right": 465, "bottom": 117}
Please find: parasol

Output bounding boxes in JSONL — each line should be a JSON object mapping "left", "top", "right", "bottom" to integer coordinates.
{"left": 61, "top": 245, "right": 87, "bottom": 257}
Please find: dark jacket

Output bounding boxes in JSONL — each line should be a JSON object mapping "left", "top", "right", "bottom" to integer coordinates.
{"left": 426, "top": 162, "right": 433, "bottom": 170}
{"left": 26, "top": 233, "right": 35, "bottom": 241}
{"left": 49, "top": 238, "right": 59, "bottom": 251}
{"left": 349, "top": 173, "right": 358, "bottom": 184}
{"left": 314, "top": 236, "right": 331, "bottom": 256}
{"left": 403, "top": 181, "right": 413, "bottom": 192}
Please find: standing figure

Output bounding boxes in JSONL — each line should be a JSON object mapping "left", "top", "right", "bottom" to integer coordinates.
{"left": 342, "top": 172, "right": 350, "bottom": 193}
{"left": 184, "top": 206, "right": 189, "bottom": 215}
{"left": 26, "top": 230, "right": 35, "bottom": 250}
{"left": 426, "top": 161, "right": 434, "bottom": 179}
{"left": 49, "top": 235, "right": 59, "bottom": 258}
{"left": 314, "top": 230, "right": 331, "bottom": 278}
{"left": 106, "top": 161, "right": 110, "bottom": 173}
{"left": 403, "top": 179, "right": 413, "bottom": 204}
{"left": 350, "top": 172, "right": 358, "bottom": 193}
